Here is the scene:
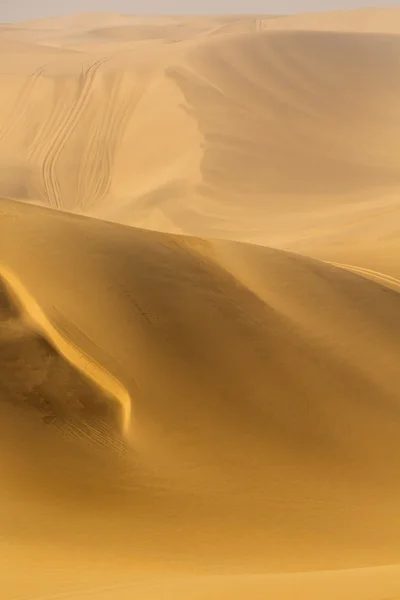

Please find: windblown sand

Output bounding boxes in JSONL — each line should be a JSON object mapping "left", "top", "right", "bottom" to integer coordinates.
{"left": 1, "top": 8, "right": 400, "bottom": 599}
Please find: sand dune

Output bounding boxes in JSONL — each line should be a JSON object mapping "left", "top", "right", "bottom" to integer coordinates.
{"left": 260, "top": 6, "right": 400, "bottom": 34}
{"left": 2, "top": 196, "right": 400, "bottom": 597}
{"left": 0, "top": 8, "right": 399, "bottom": 271}
{"left": 0, "top": 262, "right": 131, "bottom": 433}
{"left": 1, "top": 7, "right": 400, "bottom": 599}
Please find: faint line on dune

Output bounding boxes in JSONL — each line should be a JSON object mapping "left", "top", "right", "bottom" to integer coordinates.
{"left": 327, "top": 261, "right": 400, "bottom": 291}
{"left": 0, "top": 264, "right": 131, "bottom": 435}
{"left": 0, "top": 65, "right": 47, "bottom": 145}
{"left": 41, "top": 57, "right": 110, "bottom": 208}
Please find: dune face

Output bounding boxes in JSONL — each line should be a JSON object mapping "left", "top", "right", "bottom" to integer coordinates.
{"left": 0, "top": 8, "right": 400, "bottom": 266}
{"left": 2, "top": 197, "right": 400, "bottom": 596}
{"left": 1, "top": 7, "right": 400, "bottom": 600}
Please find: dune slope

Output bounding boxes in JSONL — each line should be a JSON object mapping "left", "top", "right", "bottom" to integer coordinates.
{"left": 1, "top": 197, "right": 400, "bottom": 597}
{"left": 0, "top": 9, "right": 400, "bottom": 266}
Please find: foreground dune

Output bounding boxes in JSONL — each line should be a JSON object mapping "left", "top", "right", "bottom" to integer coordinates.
{"left": 1, "top": 197, "right": 400, "bottom": 597}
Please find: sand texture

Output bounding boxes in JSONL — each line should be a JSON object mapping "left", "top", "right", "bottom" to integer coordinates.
{"left": 1, "top": 8, "right": 400, "bottom": 599}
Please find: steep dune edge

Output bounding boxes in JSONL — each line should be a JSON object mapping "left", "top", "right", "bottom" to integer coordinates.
{"left": 0, "top": 263, "right": 131, "bottom": 433}
{"left": 0, "top": 280, "right": 128, "bottom": 465}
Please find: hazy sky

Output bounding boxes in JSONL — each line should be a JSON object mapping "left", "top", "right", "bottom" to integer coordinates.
{"left": 1, "top": 1, "right": 399, "bottom": 24}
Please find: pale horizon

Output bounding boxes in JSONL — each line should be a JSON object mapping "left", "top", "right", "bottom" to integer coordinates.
{"left": 2, "top": 1, "right": 400, "bottom": 24}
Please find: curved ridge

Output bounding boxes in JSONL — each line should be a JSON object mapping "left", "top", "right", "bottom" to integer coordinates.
{"left": 0, "top": 263, "right": 132, "bottom": 435}
{"left": 328, "top": 261, "right": 400, "bottom": 292}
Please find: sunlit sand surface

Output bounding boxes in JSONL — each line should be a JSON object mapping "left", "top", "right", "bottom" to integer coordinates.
{"left": 1, "top": 7, "right": 400, "bottom": 599}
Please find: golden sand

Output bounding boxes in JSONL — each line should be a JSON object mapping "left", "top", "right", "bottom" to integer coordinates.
{"left": 1, "top": 8, "right": 400, "bottom": 599}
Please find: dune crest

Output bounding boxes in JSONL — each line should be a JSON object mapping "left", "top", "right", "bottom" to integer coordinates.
{"left": 0, "top": 263, "right": 131, "bottom": 433}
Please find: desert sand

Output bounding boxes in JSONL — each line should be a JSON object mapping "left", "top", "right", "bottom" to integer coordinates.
{"left": 1, "top": 7, "right": 400, "bottom": 600}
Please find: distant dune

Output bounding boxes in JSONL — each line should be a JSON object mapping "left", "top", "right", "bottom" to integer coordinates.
{"left": 1, "top": 8, "right": 400, "bottom": 599}
{"left": 0, "top": 8, "right": 399, "bottom": 271}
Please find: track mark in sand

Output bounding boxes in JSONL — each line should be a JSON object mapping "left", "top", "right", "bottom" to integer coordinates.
{"left": 328, "top": 261, "right": 400, "bottom": 292}
{"left": 41, "top": 57, "right": 110, "bottom": 208}
{"left": 77, "top": 69, "right": 152, "bottom": 210}
{"left": 0, "top": 65, "right": 47, "bottom": 145}
{"left": 0, "top": 264, "right": 132, "bottom": 436}
{"left": 61, "top": 417, "right": 128, "bottom": 455}
{"left": 27, "top": 77, "right": 74, "bottom": 165}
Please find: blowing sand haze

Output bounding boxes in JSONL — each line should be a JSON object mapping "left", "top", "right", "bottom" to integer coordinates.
{"left": 1, "top": 5, "right": 400, "bottom": 600}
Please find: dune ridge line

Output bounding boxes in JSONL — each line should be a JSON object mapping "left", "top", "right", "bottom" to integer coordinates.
{"left": 328, "top": 262, "right": 400, "bottom": 291}
{"left": 0, "top": 263, "right": 132, "bottom": 434}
